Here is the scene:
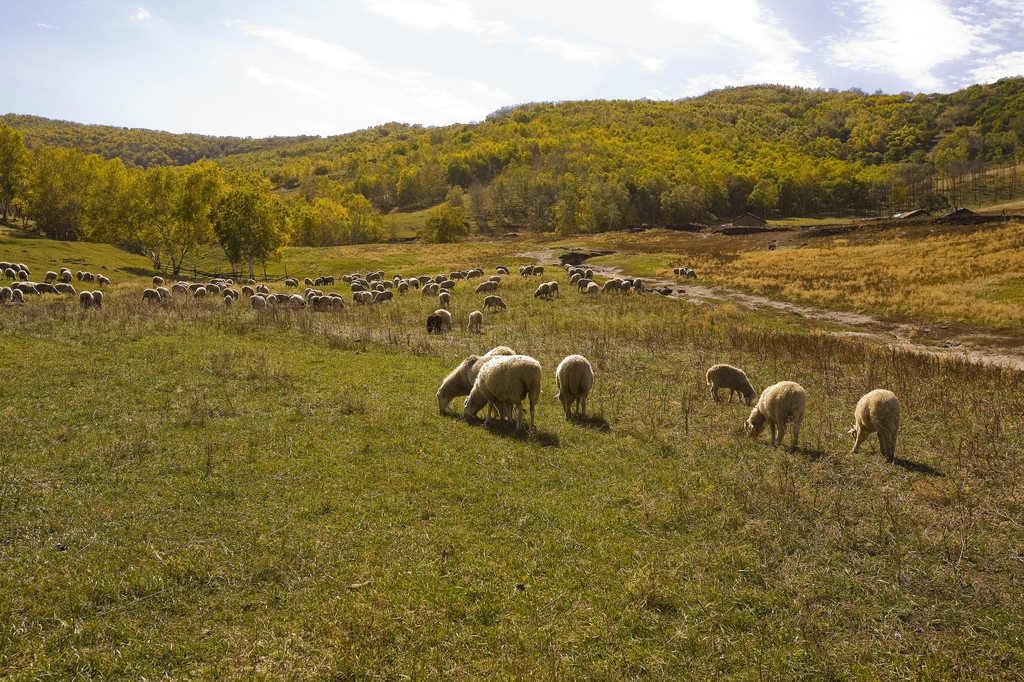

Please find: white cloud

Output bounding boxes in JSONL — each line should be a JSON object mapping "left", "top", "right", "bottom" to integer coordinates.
{"left": 243, "top": 66, "right": 332, "bottom": 98}
{"left": 37, "top": 23, "right": 57, "bottom": 29}
{"left": 228, "top": 21, "right": 366, "bottom": 70}
{"left": 361, "top": 0, "right": 664, "bottom": 72}
{"left": 655, "top": 0, "right": 819, "bottom": 90}
{"left": 133, "top": 8, "right": 151, "bottom": 21}
{"left": 969, "top": 51, "right": 1024, "bottom": 83}
{"left": 828, "top": 0, "right": 984, "bottom": 90}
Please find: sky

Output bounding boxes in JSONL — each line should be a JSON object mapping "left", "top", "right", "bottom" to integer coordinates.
{"left": 3, "top": 0, "right": 1024, "bottom": 138}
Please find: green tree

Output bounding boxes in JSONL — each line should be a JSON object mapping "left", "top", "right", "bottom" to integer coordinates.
{"left": 345, "top": 194, "right": 388, "bottom": 244}
{"left": 213, "top": 175, "right": 289, "bottom": 280}
{"left": 29, "top": 147, "right": 99, "bottom": 240}
{"left": 291, "top": 197, "right": 352, "bottom": 247}
{"left": 0, "top": 123, "right": 30, "bottom": 223}
{"left": 420, "top": 188, "right": 468, "bottom": 243}
{"left": 747, "top": 178, "right": 779, "bottom": 218}
{"left": 660, "top": 184, "right": 710, "bottom": 224}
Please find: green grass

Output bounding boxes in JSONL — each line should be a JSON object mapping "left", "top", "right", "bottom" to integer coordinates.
{"left": 387, "top": 206, "right": 434, "bottom": 240}
{"left": 2, "top": 233, "right": 1023, "bottom": 679}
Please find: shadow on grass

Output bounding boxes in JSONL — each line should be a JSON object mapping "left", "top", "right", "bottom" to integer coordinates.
{"left": 123, "top": 266, "right": 157, "bottom": 277}
{"left": 891, "top": 456, "right": 944, "bottom": 476}
{"left": 571, "top": 414, "right": 611, "bottom": 432}
{"left": 459, "top": 415, "right": 561, "bottom": 446}
{"left": 799, "top": 447, "right": 827, "bottom": 461}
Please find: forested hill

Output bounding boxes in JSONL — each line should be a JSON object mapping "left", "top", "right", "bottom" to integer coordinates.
{"left": 0, "top": 114, "right": 318, "bottom": 169}
{"left": 5, "top": 78, "right": 1024, "bottom": 232}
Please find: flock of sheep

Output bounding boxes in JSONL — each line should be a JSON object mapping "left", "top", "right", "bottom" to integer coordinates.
{"left": 0, "top": 263, "right": 106, "bottom": 307}
{"left": 3, "top": 254, "right": 899, "bottom": 459}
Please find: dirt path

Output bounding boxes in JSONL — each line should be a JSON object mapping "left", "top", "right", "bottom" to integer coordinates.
{"left": 517, "top": 248, "right": 1024, "bottom": 371}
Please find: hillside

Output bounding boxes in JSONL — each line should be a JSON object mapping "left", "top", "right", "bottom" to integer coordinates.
{"left": 4, "top": 79, "right": 1024, "bottom": 240}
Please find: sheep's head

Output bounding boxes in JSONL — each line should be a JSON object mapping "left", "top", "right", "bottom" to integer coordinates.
{"left": 742, "top": 389, "right": 757, "bottom": 406}
{"left": 745, "top": 408, "right": 766, "bottom": 437}
{"left": 463, "top": 393, "right": 488, "bottom": 420}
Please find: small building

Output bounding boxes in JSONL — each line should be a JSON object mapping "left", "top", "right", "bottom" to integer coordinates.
{"left": 940, "top": 207, "right": 975, "bottom": 220}
{"left": 729, "top": 213, "right": 767, "bottom": 227}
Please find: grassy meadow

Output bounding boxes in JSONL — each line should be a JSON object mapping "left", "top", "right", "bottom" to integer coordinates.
{"left": 2, "top": 227, "right": 1024, "bottom": 680}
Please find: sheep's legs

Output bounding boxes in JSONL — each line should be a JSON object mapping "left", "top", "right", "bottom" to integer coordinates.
{"left": 850, "top": 427, "right": 866, "bottom": 455}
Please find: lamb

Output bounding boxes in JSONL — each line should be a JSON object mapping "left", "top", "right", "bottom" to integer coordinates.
{"left": 555, "top": 354, "right": 594, "bottom": 420}
{"left": 745, "top": 381, "right": 805, "bottom": 449}
{"left": 436, "top": 346, "right": 516, "bottom": 414}
{"left": 468, "top": 310, "right": 483, "bottom": 334}
{"left": 706, "top": 364, "right": 756, "bottom": 405}
{"left": 142, "top": 288, "right": 161, "bottom": 303}
{"left": 463, "top": 354, "right": 542, "bottom": 430}
{"left": 849, "top": 389, "right": 900, "bottom": 461}
{"left": 483, "top": 295, "right": 506, "bottom": 311}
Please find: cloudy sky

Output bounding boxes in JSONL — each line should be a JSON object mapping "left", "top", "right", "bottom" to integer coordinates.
{"left": 4, "top": 0, "right": 1024, "bottom": 138}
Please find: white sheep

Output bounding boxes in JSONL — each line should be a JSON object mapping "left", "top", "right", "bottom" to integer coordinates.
{"left": 745, "top": 381, "right": 805, "bottom": 449}
{"left": 433, "top": 308, "right": 452, "bottom": 331}
{"left": 11, "top": 289, "right": 24, "bottom": 305}
{"left": 849, "top": 389, "right": 900, "bottom": 461}
{"left": 91, "top": 290, "right": 103, "bottom": 307}
{"left": 706, "top": 364, "right": 756, "bottom": 405}
{"left": 224, "top": 294, "right": 233, "bottom": 308}
{"left": 0, "top": 286, "right": 10, "bottom": 303}
{"left": 250, "top": 295, "right": 267, "bottom": 310}
{"left": 142, "top": 288, "right": 161, "bottom": 303}
{"left": 78, "top": 291, "right": 93, "bottom": 308}
{"left": 439, "top": 291, "right": 451, "bottom": 308}
{"left": 468, "top": 310, "right": 483, "bottom": 334}
{"left": 555, "top": 354, "right": 594, "bottom": 420}
{"left": 533, "top": 282, "right": 552, "bottom": 299}
{"left": 288, "top": 294, "right": 307, "bottom": 308}
{"left": 157, "top": 286, "right": 170, "bottom": 300}
{"left": 586, "top": 282, "right": 599, "bottom": 296}
{"left": 483, "top": 295, "right": 506, "bottom": 311}
{"left": 475, "top": 280, "right": 498, "bottom": 294}
{"left": 463, "top": 354, "right": 542, "bottom": 430}
{"left": 45, "top": 271, "right": 57, "bottom": 283}
{"left": 436, "top": 346, "right": 516, "bottom": 414}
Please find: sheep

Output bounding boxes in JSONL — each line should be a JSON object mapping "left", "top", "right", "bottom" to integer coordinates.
{"left": 153, "top": 276, "right": 164, "bottom": 286}
{"left": 576, "top": 278, "right": 594, "bottom": 293}
{"left": 533, "top": 282, "right": 552, "bottom": 299}
{"left": 546, "top": 281, "right": 559, "bottom": 297}
{"left": 496, "top": 266, "right": 510, "bottom": 274}
{"left": 45, "top": 271, "right": 57, "bottom": 284}
{"left": 427, "top": 312, "right": 444, "bottom": 334}
{"left": 97, "top": 275, "right": 111, "bottom": 287}
{"left": 436, "top": 346, "right": 516, "bottom": 414}
{"left": 142, "top": 288, "right": 161, "bottom": 303}
{"left": 288, "top": 294, "right": 307, "bottom": 308}
{"left": 242, "top": 285, "right": 255, "bottom": 298}
{"left": 36, "top": 283, "right": 58, "bottom": 295}
{"left": 15, "top": 283, "right": 39, "bottom": 296}
{"left": 0, "top": 286, "right": 10, "bottom": 303}
{"left": 745, "top": 381, "right": 805, "bottom": 449}
{"left": 434, "top": 308, "right": 452, "bottom": 331}
{"left": 224, "top": 294, "right": 233, "bottom": 308}
{"left": 373, "top": 290, "right": 394, "bottom": 303}
{"left": 18, "top": 270, "right": 28, "bottom": 281}
{"left": 157, "top": 286, "right": 170, "bottom": 300}
{"left": 75, "top": 271, "right": 84, "bottom": 281}
{"left": 417, "top": 275, "right": 432, "bottom": 285}
{"left": 438, "top": 291, "right": 451, "bottom": 308}
{"left": 58, "top": 270, "right": 72, "bottom": 283}
{"left": 586, "top": 282, "right": 599, "bottom": 296}
{"left": 171, "top": 283, "right": 189, "bottom": 297}
{"left": 483, "top": 295, "right": 507, "bottom": 311}
{"left": 434, "top": 274, "right": 448, "bottom": 284}
{"left": 706, "top": 364, "right": 756, "bottom": 405}
{"left": 91, "top": 291, "right": 103, "bottom": 307}
{"left": 468, "top": 310, "right": 483, "bottom": 334}
{"left": 422, "top": 283, "right": 440, "bottom": 296}
{"left": 488, "top": 275, "right": 501, "bottom": 284}
{"left": 285, "top": 278, "right": 299, "bottom": 287}
{"left": 475, "top": 280, "right": 498, "bottom": 294}
{"left": 849, "top": 389, "right": 900, "bottom": 461}
{"left": 463, "top": 354, "right": 542, "bottom": 430}
{"left": 555, "top": 355, "right": 594, "bottom": 420}
{"left": 439, "top": 280, "right": 456, "bottom": 292}
{"left": 304, "top": 277, "right": 314, "bottom": 286}
{"left": 397, "top": 281, "right": 409, "bottom": 294}
{"left": 193, "top": 286, "right": 207, "bottom": 299}
{"left": 79, "top": 291, "right": 93, "bottom": 308}
{"left": 10, "top": 289, "right": 24, "bottom": 305}
{"left": 250, "top": 294, "right": 267, "bottom": 310}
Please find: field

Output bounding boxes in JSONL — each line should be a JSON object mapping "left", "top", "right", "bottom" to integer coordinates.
{"left": 2, "top": 224, "right": 1024, "bottom": 680}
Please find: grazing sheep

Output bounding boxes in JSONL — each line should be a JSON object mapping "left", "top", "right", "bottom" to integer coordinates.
{"left": 3, "top": 268, "right": 14, "bottom": 280}
{"left": 242, "top": 285, "right": 255, "bottom": 297}
{"left": 745, "top": 381, "right": 806, "bottom": 449}
{"left": 586, "top": 282, "right": 599, "bottom": 296}
{"left": 142, "top": 288, "right": 161, "bottom": 303}
{"left": 439, "top": 280, "right": 456, "bottom": 291}
{"left": 97, "top": 275, "right": 110, "bottom": 287}
{"left": 496, "top": 265, "right": 510, "bottom": 274}
{"left": 488, "top": 275, "right": 501, "bottom": 284}
{"left": 468, "top": 310, "right": 483, "bottom": 334}
{"left": 438, "top": 291, "right": 451, "bottom": 308}
{"left": 10, "top": 289, "right": 24, "bottom": 305}
{"left": 91, "top": 291, "right": 103, "bottom": 307}
{"left": 224, "top": 294, "right": 233, "bottom": 308}
{"left": 285, "top": 278, "right": 299, "bottom": 287}
{"left": 59, "top": 270, "right": 73, "bottom": 283}
{"left": 555, "top": 355, "right": 594, "bottom": 420}
{"left": 706, "top": 364, "right": 756, "bottom": 405}
{"left": 434, "top": 274, "right": 448, "bottom": 284}
{"left": 288, "top": 294, "right": 307, "bottom": 308}
{"left": 78, "top": 291, "right": 93, "bottom": 308}
{"left": 15, "top": 283, "right": 39, "bottom": 296}
{"left": 193, "top": 286, "right": 207, "bottom": 299}
{"left": 36, "top": 283, "right": 58, "bottom": 295}
{"left": 533, "top": 282, "right": 552, "bottom": 299}
{"left": 54, "top": 283, "right": 75, "bottom": 296}
{"left": 0, "top": 286, "right": 10, "bottom": 303}
{"left": 171, "top": 283, "right": 189, "bottom": 297}
{"left": 427, "top": 312, "right": 444, "bottom": 334}
{"left": 373, "top": 290, "right": 394, "bottom": 303}
{"left": 483, "top": 295, "right": 506, "bottom": 311}
{"left": 250, "top": 295, "right": 267, "bottom": 310}
{"left": 434, "top": 308, "right": 452, "bottom": 331}
{"left": 519, "top": 265, "right": 534, "bottom": 276}
{"left": 304, "top": 277, "right": 314, "bottom": 286}
{"left": 850, "top": 389, "right": 900, "bottom": 461}
{"left": 45, "top": 271, "right": 57, "bottom": 283}
{"left": 576, "top": 278, "right": 594, "bottom": 293}
{"left": 475, "top": 280, "right": 498, "bottom": 294}
{"left": 546, "top": 281, "right": 559, "bottom": 297}
{"left": 157, "top": 286, "right": 170, "bottom": 300}
{"left": 436, "top": 346, "right": 516, "bottom": 414}
{"left": 397, "top": 281, "right": 409, "bottom": 294}
{"left": 18, "top": 270, "right": 28, "bottom": 281}
{"left": 463, "top": 354, "right": 542, "bottom": 430}
{"left": 153, "top": 276, "right": 165, "bottom": 286}
{"left": 601, "top": 278, "right": 624, "bottom": 294}
{"left": 75, "top": 271, "right": 84, "bottom": 281}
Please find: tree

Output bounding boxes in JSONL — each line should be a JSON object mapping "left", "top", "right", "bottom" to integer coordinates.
{"left": 29, "top": 147, "right": 99, "bottom": 240}
{"left": 213, "top": 175, "right": 288, "bottom": 280}
{"left": 344, "top": 194, "right": 388, "bottom": 244}
{"left": 291, "top": 197, "right": 352, "bottom": 247}
{"left": 0, "top": 123, "right": 30, "bottom": 223}
{"left": 747, "top": 178, "right": 779, "bottom": 218}
{"left": 420, "top": 187, "right": 468, "bottom": 243}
